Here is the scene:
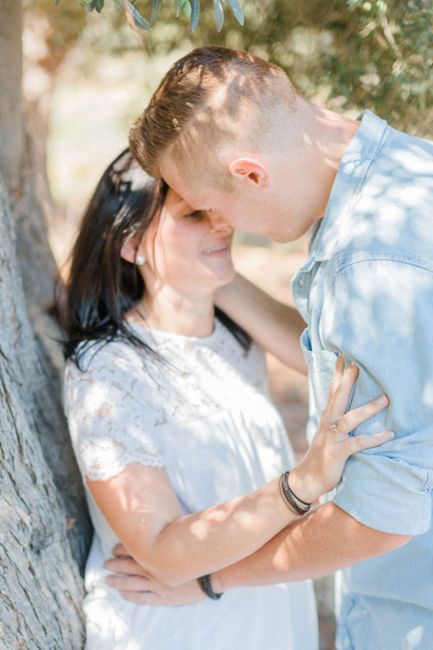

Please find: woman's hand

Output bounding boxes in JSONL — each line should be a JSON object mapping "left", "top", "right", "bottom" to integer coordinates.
{"left": 104, "top": 545, "right": 205, "bottom": 606}
{"left": 289, "top": 356, "right": 393, "bottom": 504}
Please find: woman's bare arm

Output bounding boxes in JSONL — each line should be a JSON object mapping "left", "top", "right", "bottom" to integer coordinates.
{"left": 89, "top": 467, "right": 297, "bottom": 588}
{"left": 215, "top": 273, "right": 307, "bottom": 374}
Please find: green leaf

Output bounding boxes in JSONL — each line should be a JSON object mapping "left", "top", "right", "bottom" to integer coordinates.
{"left": 181, "top": 0, "right": 191, "bottom": 19}
{"left": 113, "top": 0, "right": 152, "bottom": 30}
{"left": 127, "top": 2, "right": 152, "bottom": 30}
{"left": 150, "top": 0, "right": 162, "bottom": 23}
{"left": 213, "top": 0, "right": 224, "bottom": 32}
{"left": 191, "top": 0, "right": 200, "bottom": 31}
{"left": 226, "top": 0, "right": 244, "bottom": 25}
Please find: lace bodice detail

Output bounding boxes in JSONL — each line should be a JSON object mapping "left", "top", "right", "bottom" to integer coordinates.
{"left": 64, "top": 320, "right": 268, "bottom": 482}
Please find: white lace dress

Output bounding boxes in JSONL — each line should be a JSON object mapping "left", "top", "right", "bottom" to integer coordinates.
{"left": 64, "top": 319, "right": 319, "bottom": 650}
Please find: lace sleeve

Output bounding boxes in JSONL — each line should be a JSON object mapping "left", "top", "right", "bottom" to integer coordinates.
{"left": 64, "top": 343, "right": 164, "bottom": 481}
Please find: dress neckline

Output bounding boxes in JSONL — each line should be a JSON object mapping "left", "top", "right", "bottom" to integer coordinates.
{"left": 127, "top": 318, "right": 220, "bottom": 346}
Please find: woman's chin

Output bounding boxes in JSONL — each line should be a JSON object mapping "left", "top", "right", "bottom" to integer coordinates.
{"left": 196, "top": 262, "right": 235, "bottom": 293}
{"left": 215, "top": 264, "right": 236, "bottom": 286}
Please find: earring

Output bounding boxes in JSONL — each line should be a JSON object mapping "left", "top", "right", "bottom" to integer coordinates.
{"left": 135, "top": 254, "right": 146, "bottom": 266}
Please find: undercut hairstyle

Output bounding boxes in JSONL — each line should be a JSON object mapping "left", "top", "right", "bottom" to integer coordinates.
{"left": 129, "top": 46, "right": 298, "bottom": 185}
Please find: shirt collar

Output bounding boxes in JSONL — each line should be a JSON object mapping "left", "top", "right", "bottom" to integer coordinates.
{"left": 308, "top": 110, "right": 389, "bottom": 263}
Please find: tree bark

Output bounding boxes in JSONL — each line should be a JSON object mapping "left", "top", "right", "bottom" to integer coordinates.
{"left": 0, "top": 2, "right": 91, "bottom": 647}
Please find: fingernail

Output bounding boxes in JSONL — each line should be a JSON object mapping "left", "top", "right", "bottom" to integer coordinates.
{"left": 382, "top": 431, "right": 394, "bottom": 440}
{"left": 349, "top": 363, "right": 358, "bottom": 370}
{"left": 378, "top": 394, "right": 389, "bottom": 405}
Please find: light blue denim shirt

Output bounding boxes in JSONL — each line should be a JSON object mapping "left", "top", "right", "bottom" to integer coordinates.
{"left": 292, "top": 111, "right": 433, "bottom": 650}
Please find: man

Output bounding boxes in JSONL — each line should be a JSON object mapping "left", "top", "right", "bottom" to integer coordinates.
{"left": 111, "top": 47, "right": 433, "bottom": 649}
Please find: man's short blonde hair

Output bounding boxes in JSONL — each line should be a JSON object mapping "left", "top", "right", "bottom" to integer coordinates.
{"left": 129, "top": 46, "right": 298, "bottom": 185}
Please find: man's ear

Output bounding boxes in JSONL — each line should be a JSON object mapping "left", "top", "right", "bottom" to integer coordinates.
{"left": 120, "top": 237, "right": 138, "bottom": 264}
{"left": 228, "top": 158, "right": 269, "bottom": 187}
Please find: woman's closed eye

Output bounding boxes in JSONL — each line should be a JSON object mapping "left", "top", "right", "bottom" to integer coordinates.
{"left": 184, "top": 210, "right": 205, "bottom": 221}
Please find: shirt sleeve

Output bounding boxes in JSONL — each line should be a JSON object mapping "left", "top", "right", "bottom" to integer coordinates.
{"left": 323, "top": 258, "right": 433, "bottom": 535}
{"left": 64, "top": 343, "right": 164, "bottom": 482}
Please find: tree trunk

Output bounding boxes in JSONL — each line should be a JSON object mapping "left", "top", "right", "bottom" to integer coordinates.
{"left": 23, "top": 4, "right": 87, "bottom": 236}
{"left": 0, "top": 2, "right": 91, "bottom": 647}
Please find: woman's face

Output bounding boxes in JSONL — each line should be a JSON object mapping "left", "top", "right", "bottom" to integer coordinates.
{"left": 141, "top": 188, "right": 235, "bottom": 299}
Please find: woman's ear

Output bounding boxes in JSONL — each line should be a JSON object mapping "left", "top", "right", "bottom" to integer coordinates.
{"left": 228, "top": 157, "right": 270, "bottom": 187}
{"left": 120, "top": 237, "right": 138, "bottom": 264}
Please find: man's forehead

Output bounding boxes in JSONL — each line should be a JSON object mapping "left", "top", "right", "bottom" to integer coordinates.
{"left": 160, "top": 160, "right": 211, "bottom": 211}
{"left": 170, "top": 184, "right": 209, "bottom": 211}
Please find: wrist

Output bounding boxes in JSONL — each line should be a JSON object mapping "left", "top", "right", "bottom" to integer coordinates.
{"left": 211, "top": 571, "right": 226, "bottom": 595}
{"left": 288, "top": 466, "right": 320, "bottom": 505}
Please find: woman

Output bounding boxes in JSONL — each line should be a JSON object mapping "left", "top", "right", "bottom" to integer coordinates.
{"left": 61, "top": 149, "right": 392, "bottom": 650}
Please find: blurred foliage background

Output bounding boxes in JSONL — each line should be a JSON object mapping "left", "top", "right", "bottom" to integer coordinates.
{"left": 24, "top": 0, "right": 432, "bottom": 240}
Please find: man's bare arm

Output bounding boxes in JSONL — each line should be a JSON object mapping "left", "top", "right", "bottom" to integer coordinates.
{"left": 105, "top": 501, "right": 410, "bottom": 604}
{"left": 212, "top": 502, "right": 410, "bottom": 592}
{"left": 215, "top": 273, "right": 307, "bottom": 374}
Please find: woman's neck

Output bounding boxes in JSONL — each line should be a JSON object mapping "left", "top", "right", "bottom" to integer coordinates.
{"left": 129, "top": 288, "right": 215, "bottom": 338}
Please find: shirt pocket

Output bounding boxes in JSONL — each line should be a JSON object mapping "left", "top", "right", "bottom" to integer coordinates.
{"left": 300, "top": 328, "right": 319, "bottom": 442}
{"left": 300, "top": 327, "right": 339, "bottom": 442}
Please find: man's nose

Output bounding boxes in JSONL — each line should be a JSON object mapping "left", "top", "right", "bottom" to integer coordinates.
{"left": 209, "top": 212, "right": 233, "bottom": 234}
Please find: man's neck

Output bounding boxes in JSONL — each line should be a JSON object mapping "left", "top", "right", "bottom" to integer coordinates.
{"left": 307, "top": 104, "right": 361, "bottom": 225}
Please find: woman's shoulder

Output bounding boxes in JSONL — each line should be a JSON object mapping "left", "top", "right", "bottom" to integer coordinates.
{"left": 64, "top": 336, "right": 160, "bottom": 388}
{"left": 63, "top": 337, "right": 166, "bottom": 424}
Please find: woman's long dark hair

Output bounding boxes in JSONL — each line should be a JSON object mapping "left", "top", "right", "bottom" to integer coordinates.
{"left": 59, "top": 148, "right": 250, "bottom": 370}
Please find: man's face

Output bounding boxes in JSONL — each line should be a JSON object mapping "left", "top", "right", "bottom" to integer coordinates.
{"left": 159, "top": 153, "right": 312, "bottom": 243}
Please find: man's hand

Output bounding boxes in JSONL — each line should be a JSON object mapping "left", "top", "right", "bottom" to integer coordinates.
{"left": 104, "top": 544, "right": 206, "bottom": 606}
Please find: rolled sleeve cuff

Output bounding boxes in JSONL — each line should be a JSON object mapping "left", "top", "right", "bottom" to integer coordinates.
{"left": 334, "top": 453, "right": 432, "bottom": 536}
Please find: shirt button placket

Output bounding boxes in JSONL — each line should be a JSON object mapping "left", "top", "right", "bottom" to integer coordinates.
{"left": 294, "top": 273, "right": 309, "bottom": 321}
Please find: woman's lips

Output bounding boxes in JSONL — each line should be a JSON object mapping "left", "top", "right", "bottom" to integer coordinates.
{"left": 202, "top": 243, "right": 230, "bottom": 256}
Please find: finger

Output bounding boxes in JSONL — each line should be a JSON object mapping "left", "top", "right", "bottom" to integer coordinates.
{"left": 337, "top": 394, "right": 389, "bottom": 434}
{"left": 349, "top": 430, "right": 395, "bottom": 453}
{"left": 105, "top": 574, "right": 154, "bottom": 592}
{"left": 120, "top": 591, "right": 161, "bottom": 605}
{"left": 105, "top": 557, "right": 148, "bottom": 577}
{"left": 326, "top": 363, "right": 359, "bottom": 422}
{"left": 113, "top": 543, "right": 131, "bottom": 557}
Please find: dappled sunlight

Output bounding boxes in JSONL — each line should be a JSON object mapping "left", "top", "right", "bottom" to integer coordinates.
{"left": 335, "top": 140, "right": 433, "bottom": 254}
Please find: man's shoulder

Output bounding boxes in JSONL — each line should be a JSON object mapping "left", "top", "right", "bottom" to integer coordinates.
{"left": 386, "top": 121, "right": 433, "bottom": 156}
{"left": 334, "top": 125, "right": 433, "bottom": 268}
{"left": 371, "top": 122, "right": 433, "bottom": 198}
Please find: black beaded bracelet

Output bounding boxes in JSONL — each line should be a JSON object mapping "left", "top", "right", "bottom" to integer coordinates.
{"left": 279, "top": 471, "right": 311, "bottom": 516}
{"left": 197, "top": 574, "right": 224, "bottom": 600}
